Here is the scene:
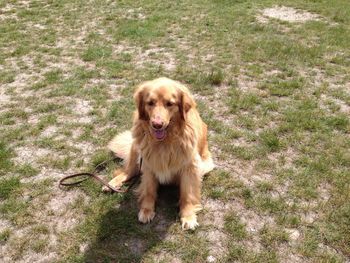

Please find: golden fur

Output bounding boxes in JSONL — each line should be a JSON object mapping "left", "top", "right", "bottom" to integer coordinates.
{"left": 106, "top": 77, "right": 214, "bottom": 230}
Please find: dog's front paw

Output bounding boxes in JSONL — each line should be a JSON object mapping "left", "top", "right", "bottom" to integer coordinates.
{"left": 181, "top": 214, "right": 199, "bottom": 230}
{"left": 102, "top": 172, "right": 126, "bottom": 192}
{"left": 138, "top": 208, "right": 155, "bottom": 223}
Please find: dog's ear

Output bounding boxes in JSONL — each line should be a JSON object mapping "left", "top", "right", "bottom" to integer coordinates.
{"left": 178, "top": 88, "right": 196, "bottom": 121}
{"left": 134, "top": 83, "right": 148, "bottom": 120}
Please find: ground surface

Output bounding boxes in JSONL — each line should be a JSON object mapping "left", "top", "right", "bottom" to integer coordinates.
{"left": 0, "top": 0, "right": 349, "bottom": 262}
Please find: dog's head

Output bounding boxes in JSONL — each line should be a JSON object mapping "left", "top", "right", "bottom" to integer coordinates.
{"left": 134, "top": 77, "right": 196, "bottom": 140}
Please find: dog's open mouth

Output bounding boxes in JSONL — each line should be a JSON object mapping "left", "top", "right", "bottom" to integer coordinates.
{"left": 154, "top": 129, "right": 166, "bottom": 140}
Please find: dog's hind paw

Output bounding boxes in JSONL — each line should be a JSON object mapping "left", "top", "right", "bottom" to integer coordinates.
{"left": 181, "top": 214, "right": 199, "bottom": 230}
{"left": 138, "top": 208, "right": 155, "bottom": 224}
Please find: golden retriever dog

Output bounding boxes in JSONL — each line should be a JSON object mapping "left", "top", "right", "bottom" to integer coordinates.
{"left": 106, "top": 77, "right": 214, "bottom": 230}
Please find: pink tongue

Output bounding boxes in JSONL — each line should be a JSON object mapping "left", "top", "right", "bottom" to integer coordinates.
{"left": 154, "top": 130, "right": 165, "bottom": 140}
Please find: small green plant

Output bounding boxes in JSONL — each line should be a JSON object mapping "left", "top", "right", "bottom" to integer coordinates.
{"left": 0, "top": 141, "right": 13, "bottom": 173}
{"left": 82, "top": 46, "right": 112, "bottom": 62}
{"left": 0, "top": 229, "right": 11, "bottom": 243}
{"left": 206, "top": 68, "right": 224, "bottom": 85}
{"left": 0, "top": 177, "right": 21, "bottom": 199}
{"left": 224, "top": 211, "right": 247, "bottom": 241}
{"left": 259, "top": 130, "right": 281, "bottom": 152}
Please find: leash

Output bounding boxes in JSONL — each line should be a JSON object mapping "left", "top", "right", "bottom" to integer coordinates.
{"left": 58, "top": 156, "right": 141, "bottom": 193}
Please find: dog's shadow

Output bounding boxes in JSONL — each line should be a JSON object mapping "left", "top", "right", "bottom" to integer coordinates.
{"left": 83, "top": 184, "right": 180, "bottom": 262}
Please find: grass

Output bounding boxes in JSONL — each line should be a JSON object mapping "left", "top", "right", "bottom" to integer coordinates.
{"left": 0, "top": 177, "right": 21, "bottom": 199}
{"left": 0, "top": 0, "right": 349, "bottom": 262}
{"left": 224, "top": 211, "right": 247, "bottom": 241}
{"left": 0, "top": 141, "right": 14, "bottom": 173}
{"left": 0, "top": 228, "right": 11, "bottom": 243}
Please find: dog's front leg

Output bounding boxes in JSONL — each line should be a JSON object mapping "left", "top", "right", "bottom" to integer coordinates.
{"left": 136, "top": 167, "right": 158, "bottom": 223}
{"left": 179, "top": 165, "right": 202, "bottom": 230}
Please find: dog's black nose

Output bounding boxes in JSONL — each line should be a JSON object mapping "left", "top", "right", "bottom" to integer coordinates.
{"left": 151, "top": 121, "right": 163, "bottom": 130}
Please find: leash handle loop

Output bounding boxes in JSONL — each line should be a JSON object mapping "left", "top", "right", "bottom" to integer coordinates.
{"left": 58, "top": 157, "right": 138, "bottom": 193}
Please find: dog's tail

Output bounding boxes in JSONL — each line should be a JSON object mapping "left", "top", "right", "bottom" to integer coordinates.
{"left": 198, "top": 154, "right": 215, "bottom": 178}
{"left": 107, "top": 130, "right": 133, "bottom": 160}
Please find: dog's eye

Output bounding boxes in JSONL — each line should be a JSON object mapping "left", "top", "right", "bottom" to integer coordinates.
{"left": 147, "top": 101, "right": 155, "bottom": 106}
{"left": 166, "top": 101, "right": 174, "bottom": 107}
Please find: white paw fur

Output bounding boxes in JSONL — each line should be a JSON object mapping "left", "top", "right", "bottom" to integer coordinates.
{"left": 138, "top": 208, "right": 156, "bottom": 223}
{"left": 181, "top": 214, "right": 199, "bottom": 230}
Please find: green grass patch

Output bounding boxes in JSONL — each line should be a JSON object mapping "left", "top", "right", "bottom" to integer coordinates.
{"left": 204, "top": 67, "right": 225, "bottom": 86}
{"left": 204, "top": 170, "right": 245, "bottom": 200}
{"left": 82, "top": 45, "right": 112, "bottom": 62}
{"left": 0, "top": 71, "right": 16, "bottom": 84}
{"left": 260, "top": 225, "right": 289, "bottom": 248}
{"left": 0, "top": 229, "right": 11, "bottom": 244}
{"left": 0, "top": 141, "right": 14, "bottom": 173}
{"left": 259, "top": 77, "right": 304, "bottom": 97}
{"left": 226, "top": 244, "right": 279, "bottom": 263}
{"left": 227, "top": 86, "right": 262, "bottom": 113}
{"left": 224, "top": 211, "right": 247, "bottom": 241}
{"left": 44, "top": 69, "right": 64, "bottom": 84}
{"left": 0, "top": 177, "right": 21, "bottom": 199}
{"left": 259, "top": 130, "right": 282, "bottom": 152}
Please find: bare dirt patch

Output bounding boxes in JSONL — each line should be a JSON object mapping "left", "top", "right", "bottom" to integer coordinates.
{"left": 135, "top": 47, "right": 177, "bottom": 71}
{"left": 258, "top": 6, "right": 320, "bottom": 23}
{"left": 111, "top": 42, "right": 177, "bottom": 72}
{"left": 124, "top": 8, "right": 146, "bottom": 20}
{"left": 45, "top": 190, "right": 88, "bottom": 230}
{"left": 320, "top": 94, "right": 350, "bottom": 114}
{"left": 1, "top": 227, "right": 57, "bottom": 263}
{"left": 40, "top": 126, "right": 58, "bottom": 138}
{"left": 62, "top": 98, "right": 95, "bottom": 124}
{"left": 0, "top": 2, "right": 23, "bottom": 21}
{"left": 3, "top": 72, "right": 37, "bottom": 92}
{"left": 13, "top": 146, "right": 53, "bottom": 166}
{"left": 73, "top": 99, "right": 93, "bottom": 116}
{"left": 0, "top": 189, "right": 88, "bottom": 263}
{"left": 0, "top": 91, "right": 11, "bottom": 106}
{"left": 0, "top": 218, "right": 12, "bottom": 232}
{"left": 200, "top": 199, "right": 230, "bottom": 259}
{"left": 193, "top": 86, "right": 235, "bottom": 126}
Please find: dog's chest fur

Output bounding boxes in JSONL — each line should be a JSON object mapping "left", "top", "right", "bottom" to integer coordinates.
{"left": 140, "top": 136, "right": 195, "bottom": 184}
